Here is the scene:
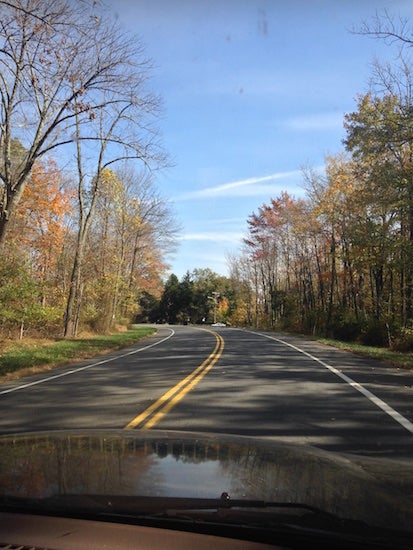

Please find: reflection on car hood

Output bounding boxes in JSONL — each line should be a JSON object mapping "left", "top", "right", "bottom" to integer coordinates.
{"left": 0, "top": 429, "right": 412, "bottom": 532}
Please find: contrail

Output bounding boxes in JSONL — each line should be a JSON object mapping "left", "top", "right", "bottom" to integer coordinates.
{"left": 176, "top": 169, "right": 301, "bottom": 201}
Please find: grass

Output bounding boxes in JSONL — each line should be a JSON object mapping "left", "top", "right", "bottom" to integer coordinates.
{"left": 316, "top": 337, "right": 413, "bottom": 370}
{"left": 0, "top": 325, "right": 156, "bottom": 380}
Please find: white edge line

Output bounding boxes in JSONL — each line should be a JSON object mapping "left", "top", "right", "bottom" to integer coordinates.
{"left": 250, "top": 330, "right": 413, "bottom": 435}
{"left": 0, "top": 329, "right": 175, "bottom": 396}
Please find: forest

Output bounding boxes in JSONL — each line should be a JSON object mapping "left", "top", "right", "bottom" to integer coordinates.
{"left": 226, "top": 23, "right": 413, "bottom": 349}
{"left": 0, "top": 1, "right": 177, "bottom": 339}
{"left": 1, "top": 3, "right": 413, "bottom": 351}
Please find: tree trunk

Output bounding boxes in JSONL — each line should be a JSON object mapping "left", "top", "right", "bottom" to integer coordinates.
{"left": 326, "top": 229, "right": 336, "bottom": 334}
{"left": 406, "top": 182, "right": 413, "bottom": 320}
{"left": 0, "top": 215, "right": 8, "bottom": 255}
{"left": 63, "top": 231, "right": 85, "bottom": 338}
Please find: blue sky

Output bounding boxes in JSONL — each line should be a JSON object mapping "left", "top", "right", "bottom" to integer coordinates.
{"left": 109, "top": 0, "right": 412, "bottom": 279}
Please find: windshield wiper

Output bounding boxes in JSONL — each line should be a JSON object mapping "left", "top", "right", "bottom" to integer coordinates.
{"left": 0, "top": 492, "right": 335, "bottom": 516}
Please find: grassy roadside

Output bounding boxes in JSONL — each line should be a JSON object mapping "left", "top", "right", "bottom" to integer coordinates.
{"left": 0, "top": 325, "right": 157, "bottom": 381}
{"left": 315, "top": 337, "right": 413, "bottom": 370}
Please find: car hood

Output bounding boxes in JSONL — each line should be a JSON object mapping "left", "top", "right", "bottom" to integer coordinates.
{"left": 0, "top": 429, "right": 412, "bottom": 532}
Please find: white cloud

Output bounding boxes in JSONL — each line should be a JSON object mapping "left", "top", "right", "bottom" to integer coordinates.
{"left": 178, "top": 231, "right": 243, "bottom": 243}
{"left": 205, "top": 217, "right": 246, "bottom": 225}
{"left": 175, "top": 170, "right": 301, "bottom": 201}
{"left": 285, "top": 112, "right": 344, "bottom": 131}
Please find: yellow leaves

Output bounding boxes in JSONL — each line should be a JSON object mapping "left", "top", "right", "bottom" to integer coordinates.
{"left": 97, "top": 168, "right": 143, "bottom": 226}
{"left": 217, "top": 296, "right": 229, "bottom": 315}
{"left": 311, "top": 155, "right": 361, "bottom": 222}
{"left": 99, "top": 168, "right": 123, "bottom": 199}
{"left": 228, "top": 300, "right": 249, "bottom": 326}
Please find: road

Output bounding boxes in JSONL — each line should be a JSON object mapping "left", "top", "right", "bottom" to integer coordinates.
{"left": 0, "top": 325, "right": 412, "bottom": 458}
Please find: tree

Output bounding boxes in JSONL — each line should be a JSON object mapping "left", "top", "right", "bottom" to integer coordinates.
{"left": 155, "top": 269, "right": 233, "bottom": 326}
{"left": 117, "top": 168, "right": 179, "bottom": 294}
{"left": 14, "top": 158, "right": 73, "bottom": 302}
{"left": 189, "top": 268, "right": 229, "bottom": 324}
{"left": 227, "top": 253, "right": 255, "bottom": 327}
{"left": 83, "top": 168, "right": 174, "bottom": 331}
{"left": 0, "top": 1, "right": 174, "bottom": 338}
{"left": 352, "top": 12, "right": 413, "bottom": 325}
{"left": 226, "top": 13, "right": 413, "bottom": 342}
{"left": 344, "top": 92, "right": 413, "bottom": 323}
{"left": 0, "top": 1, "right": 165, "bottom": 255}
{"left": 244, "top": 192, "right": 308, "bottom": 328}
{"left": 0, "top": 2, "right": 90, "bottom": 248}
{"left": 60, "top": 8, "right": 166, "bottom": 337}
{"left": 0, "top": 256, "right": 60, "bottom": 338}
{"left": 177, "top": 272, "right": 194, "bottom": 324}
{"left": 357, "top": 11, "right": 413, "bottom": 50}
{"left": 0, "top": 154, "right": 73, "bottom": 336}
{"left": 159, "top": 274, "right": 181, "bottom": 323}
{"left": 136, "top": 291, "right": 161, "bottom": 323}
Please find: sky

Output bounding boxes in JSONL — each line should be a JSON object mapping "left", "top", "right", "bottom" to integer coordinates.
{"left": 107, "top": 0, "right": 413, "bottom": 279}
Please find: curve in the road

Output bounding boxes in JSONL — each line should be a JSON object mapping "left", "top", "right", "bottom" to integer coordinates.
{"left": 124, "top": 329, "right": 224, "bottom": 430}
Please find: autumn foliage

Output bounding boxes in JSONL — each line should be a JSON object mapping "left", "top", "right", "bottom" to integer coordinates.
{"left": 0, "top": 158, "right": 174, "bottom": 338}
{"left": 232, "top": 129, "right": 413, "bottom": 347}
{"left": 0, "top": 1, "right": 172, "bottom": 338}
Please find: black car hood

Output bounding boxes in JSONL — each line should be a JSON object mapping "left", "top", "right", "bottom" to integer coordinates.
{"left": 0, "top": 429, "right": 412, "bottom": 533}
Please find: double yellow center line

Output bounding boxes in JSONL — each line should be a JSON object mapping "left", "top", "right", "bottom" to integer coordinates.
{"left": 124, "top": 330, "right": 224, "bottom": 430}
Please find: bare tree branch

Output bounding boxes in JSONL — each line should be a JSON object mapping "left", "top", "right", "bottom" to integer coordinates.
{"left": 356, "top": 9, "right": 413, "bottom": 49}
{"left": 0, "top": 0, "right": 166, "bottom": 254}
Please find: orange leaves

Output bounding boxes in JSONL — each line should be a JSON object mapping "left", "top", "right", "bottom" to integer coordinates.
{"left": 217, "top": 296, "right": 229, "bottom": 316}
{"left": 17, "top": 158, "right": 74, "bottom": 272}
{"left": 245, "top": 191, "right": 309, "bottom": 258}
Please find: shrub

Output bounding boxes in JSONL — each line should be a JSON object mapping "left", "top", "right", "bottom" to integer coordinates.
{"left": 332, "top": 316, "right": 362, "bottom": 342}
{"left": 359, "top": 317, "right": 389, "bottom": 347}
{"left": 323, "top": 308, "right": 361, "bottom": 342}
{"left": 391, "top": 325, "right": 413, "bottom": 352}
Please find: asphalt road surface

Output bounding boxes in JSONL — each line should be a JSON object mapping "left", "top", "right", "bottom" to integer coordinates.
{"left": 1, "top": 325, "right": 412, "bottom": 458}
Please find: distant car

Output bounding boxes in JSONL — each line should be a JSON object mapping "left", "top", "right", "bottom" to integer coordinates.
{"left": 211, "top": 322, "right": 226, "bottom": 327}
